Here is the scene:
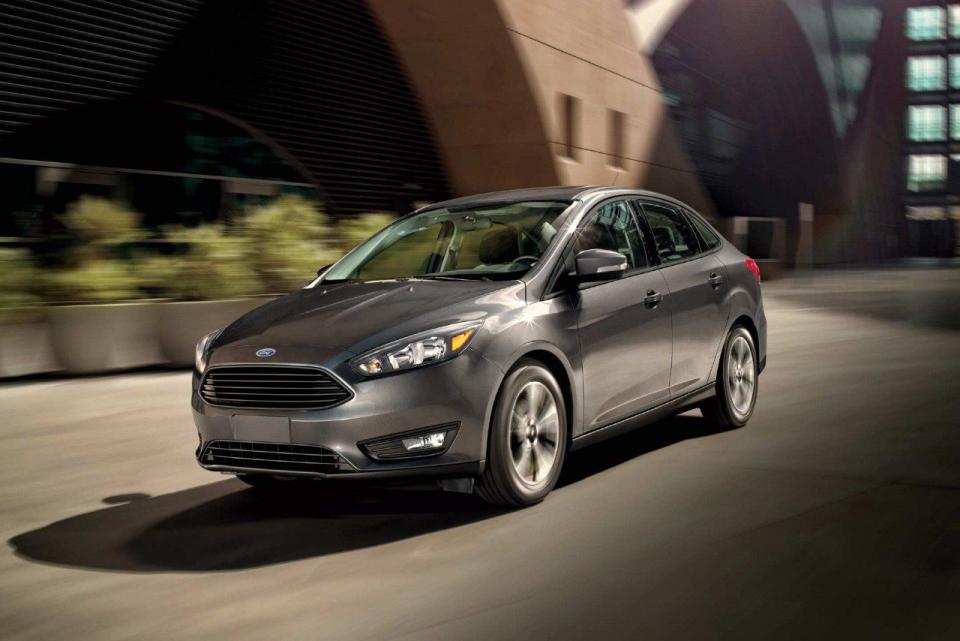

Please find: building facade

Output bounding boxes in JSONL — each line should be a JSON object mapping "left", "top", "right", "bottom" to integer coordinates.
{"left": 0, "top": 0, "right": 914, "bottom": 263}
{"left": 903, "top": 1, "right": 960, "bottom": 256}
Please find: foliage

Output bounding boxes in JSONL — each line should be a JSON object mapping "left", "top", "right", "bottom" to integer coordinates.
{"left": 236, "top": 195, "right": 341, "bottom": 292}
{"left": 139, "top": 225, "right": 262, "bottom": 301}
{"left": 16, "top": 194, "right": 402, "bottom": 306}
{"left": 338, "top": 212, "right": 395, "bottom": 254}
{"left": 43, "top": 260, "right": 142, "bottom": 304}
{"left": 0, "top": 248, "right": 42, "bottom": 323}
{"left": 59, "top": 197, "right": 142, "bottom": 256}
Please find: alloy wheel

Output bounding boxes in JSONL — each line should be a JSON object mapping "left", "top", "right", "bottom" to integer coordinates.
{"left": 508, "top": 381, "right": 560, "bottom": 487}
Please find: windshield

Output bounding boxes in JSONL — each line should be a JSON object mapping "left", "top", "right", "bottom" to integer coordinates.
{"left": 321, "top": 200, "right": 574, "bottom": 282}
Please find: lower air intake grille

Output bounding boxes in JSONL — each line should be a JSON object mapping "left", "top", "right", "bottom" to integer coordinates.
{"left": 200, "top": 365, "right": 351, "bottom": 410}
{"left": 201, "top": 440, "right": 353, "bottom": 474}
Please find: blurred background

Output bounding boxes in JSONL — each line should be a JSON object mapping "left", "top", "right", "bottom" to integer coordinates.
{"left": 0, "top": 0, "right": 955, "bottom": 376}
{"left": 1, "top": 3, "right": 959, "bottom": 640}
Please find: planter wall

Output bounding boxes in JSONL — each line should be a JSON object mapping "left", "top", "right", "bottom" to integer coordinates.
{"left": 156, "top": 298, "right": 273, "bottom": 367}
{"left": 1, "top": 297, "right": 277, "bottom": 379}
{"left": 0, "top": 317, "right": 59, "bottom": 378}
{"left": 48, "top": 303, "right": 165, "bottom": 374}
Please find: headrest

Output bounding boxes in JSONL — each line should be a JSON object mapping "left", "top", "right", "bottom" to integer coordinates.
{"left": 478, "top": 227, "right": 520, "bottom": 264}
{"left": 576, "top": 222, "right": 617, "bottom": 253}
{"left": 652, "top": 227, "right": 674, "bottom": 252}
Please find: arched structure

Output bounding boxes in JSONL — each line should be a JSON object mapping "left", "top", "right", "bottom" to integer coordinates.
{"left": 369, "top": 0, "right": 714, "bottom": 215}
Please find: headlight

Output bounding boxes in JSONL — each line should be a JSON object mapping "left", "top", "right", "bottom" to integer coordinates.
{"left": 194, "top": 329, "right": 222, "bottom": 373}
{"left": 350, "top": 321, "right": 482, "bottom": 376}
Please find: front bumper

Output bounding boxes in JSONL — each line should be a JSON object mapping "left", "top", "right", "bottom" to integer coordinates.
{"left": 192, "top": 349, "right": 501, "bottom": 479}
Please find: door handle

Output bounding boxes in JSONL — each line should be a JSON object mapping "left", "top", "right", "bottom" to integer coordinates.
{"left": 708, "top": 272, "right": 723, "bottom": 288}
{"left": 643, "top": 290, "right": 664, "bottom": 307}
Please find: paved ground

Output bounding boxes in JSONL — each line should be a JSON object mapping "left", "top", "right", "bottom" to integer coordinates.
{"left": 2, "top": 268, "right": 959, "bottom": 640}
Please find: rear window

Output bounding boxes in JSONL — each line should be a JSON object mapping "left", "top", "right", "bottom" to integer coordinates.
{"left": 688, "top": 213, "right": 721, "bottom": 250}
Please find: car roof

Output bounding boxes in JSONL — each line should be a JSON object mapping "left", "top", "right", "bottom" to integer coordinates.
{"left": 420, "top": 186, "right": 694, "bottom": 212}
{"left": 423, "top": 186, "right": 599, "bottom": 210}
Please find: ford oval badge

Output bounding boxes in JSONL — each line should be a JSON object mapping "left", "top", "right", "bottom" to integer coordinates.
{"left": 255, "top": 348, "right": 276, "bottom": 358}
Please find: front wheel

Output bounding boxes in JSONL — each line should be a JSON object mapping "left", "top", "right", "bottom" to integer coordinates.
{"left": 477, "top": 359, "right": 568, "bottom": 507}
{"left": 701, "top": 326, "right": 758, "bottom": 427}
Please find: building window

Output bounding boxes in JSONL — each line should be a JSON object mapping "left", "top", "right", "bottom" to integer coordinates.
{"left": 607, "top": 109, "right": 626, "bottom": 168}
{"left": 907, "top": 154, "right": 947, "bottom": 191}
{"left": 951, "top": 105, "right": 960, "bottom": 139}
{"left": 906, "top": 206, "right": 947, "bottom": 221}
{"left": 950, "top": 55, "right": 960, "bottom": 89}
{"left": 558, "top": 93, "right": 580, "bottom": 160}
{"left": 907, "top": 56, "right": 946, "bottom": 91}
{"left": 908, "top": 105, "right": 946, "bottom": 141}
{"left": 907, "top": 6, "right": 946, "bottom": 41}
{"left": 950, "top": 5, "right": 960, "bottom": 38}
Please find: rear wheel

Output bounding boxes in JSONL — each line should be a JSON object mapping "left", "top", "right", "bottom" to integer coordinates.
{"left": 477, "top": 359, "right": 568, "bottom": 507}
{"left": 701, "top": 326, "right": 758, "bottom": 427}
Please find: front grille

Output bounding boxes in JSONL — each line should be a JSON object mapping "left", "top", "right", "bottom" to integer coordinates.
{"left": 200, "top": 365, "right": 351, "bottom": 410}
{"left": 201, "top": 440, "right": 353, "bottom": 474}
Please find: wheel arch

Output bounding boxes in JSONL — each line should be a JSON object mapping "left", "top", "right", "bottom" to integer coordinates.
{"left": 478, "top": 342, "right": 581, "bottom": 468}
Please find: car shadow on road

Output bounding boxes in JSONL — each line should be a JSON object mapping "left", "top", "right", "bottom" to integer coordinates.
{"left": 9, "top": 414, "right": 733, "bottom": 573}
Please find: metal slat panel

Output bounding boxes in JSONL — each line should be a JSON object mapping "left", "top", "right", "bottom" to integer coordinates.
{"left": 201, "top": 440, "right": 351, "bottom": 474}
{"left": 200, "top": 365, "right": 351, "bottom": 410}
{"left": 0, "top": 0, "right": 449, "bottom": 216}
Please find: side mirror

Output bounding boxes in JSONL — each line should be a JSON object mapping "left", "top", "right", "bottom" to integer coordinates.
{"left": 572, "top": 249, "right": 628, "bottom": 283}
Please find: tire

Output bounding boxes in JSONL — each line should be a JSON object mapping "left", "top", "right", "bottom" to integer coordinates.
{"left": 701, "top": 325, "right": 758, "bottom": 427}
{"left": 476, "top": 359, "right": 568, "bottom": 507}
{"left": 235, "top": 474, "right": 308, "bottom": 491}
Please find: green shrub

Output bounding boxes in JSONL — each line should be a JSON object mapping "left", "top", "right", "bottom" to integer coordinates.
{"left": 338, "top": 212, "right": 395, "bottom": 254}
{"left": 44, "top": 260, "right": 142, "bottom": 304}
{"left": 237, "top": 195, "right": 340, "bottom": 292}
{"left": 0, "top": 248, "right": 42, "bottom": 323}
{"left": 141, "top": 225, "right": 262, "bottom": 301}
{"left": 41, "top": 197, "right": 145, "bottom": 303}
{"left": 60, "top": 197, "right": 142, "bottom": 257}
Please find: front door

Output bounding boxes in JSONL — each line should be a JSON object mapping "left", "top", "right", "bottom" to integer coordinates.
{"left": 572, "top": 199, "right": 673, "bottom": 432}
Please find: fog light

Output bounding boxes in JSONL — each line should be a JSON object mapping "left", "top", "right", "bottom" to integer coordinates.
{"left": 359, "top": 423, "right": 459, "bottom": 461}
{"left": 401, "top": 431, "right": 446, "bottom": 452}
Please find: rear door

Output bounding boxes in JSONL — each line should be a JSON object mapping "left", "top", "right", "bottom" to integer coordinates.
{"left": 570, "top": 199, "right": 672, "bottom": 432}
{"left": 637, "top": 200, "right": 729, "bottom": 398}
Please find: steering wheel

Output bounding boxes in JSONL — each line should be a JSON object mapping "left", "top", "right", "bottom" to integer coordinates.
{"left": 510, "top": 255, "right": 540, "bottom": 266}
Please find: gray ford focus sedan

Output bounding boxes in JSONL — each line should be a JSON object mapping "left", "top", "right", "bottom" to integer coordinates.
{"left": 192, "top": 186, "right": 766, "bottom": 506}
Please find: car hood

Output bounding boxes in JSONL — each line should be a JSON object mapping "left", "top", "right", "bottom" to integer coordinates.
{"left": 212, "top": 279, "right": 523, "bottom": 360}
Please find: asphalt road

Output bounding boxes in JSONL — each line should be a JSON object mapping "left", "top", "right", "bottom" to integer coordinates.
{"left": 2, "top": 269, "right": 959, "bottom": 640}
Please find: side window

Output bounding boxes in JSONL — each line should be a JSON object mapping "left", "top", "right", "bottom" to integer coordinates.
{"left": 573, "top": 200, "right": 648, "bottom": 270}
{"left": 687, "top": 211, "right": 721, "bottom": 250}
{"left": 640, "top": 202, "right": 701, "bottom": 264}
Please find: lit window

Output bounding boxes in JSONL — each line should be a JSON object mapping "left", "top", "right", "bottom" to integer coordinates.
{"left": 951, "top": 55, "right": 960, "bottom": 88}
{"left": 907, "top": 154, "right": 947, "bottom": 191}
{"left": 558, "top": 94, "right": 580, "bottom": 161}
{"left": 952, "top": 105, "right": 960, "bottom": 139}
{"left": 950, "top": 5, "right": 960, "bottom": 38}
{"left": 906, "top": 206, "right": 947, "bottom": 220}
{"left": 908, "top": 105, "right": 946, "bottom": 141}
{"left": 607, "top": 109, "right": 626, "bottom": 169}
{"left": 907, "top": 6, "right": 946, "bottom": 40}
{"left": 907, "top": 56, "right": 946, "bottom": 91}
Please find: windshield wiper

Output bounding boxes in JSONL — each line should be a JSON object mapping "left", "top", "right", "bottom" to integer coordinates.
{"left": 416, "top": 274, "right": 491, "bottom": 282}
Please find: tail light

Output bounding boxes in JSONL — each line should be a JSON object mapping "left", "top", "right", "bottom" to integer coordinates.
{"left": 744, "top": 257, "right": 761, "bottom": 282}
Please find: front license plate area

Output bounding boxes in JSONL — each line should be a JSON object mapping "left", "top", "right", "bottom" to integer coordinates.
{"left": 231, "top": 415, "right": 291, "bottom": 443}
